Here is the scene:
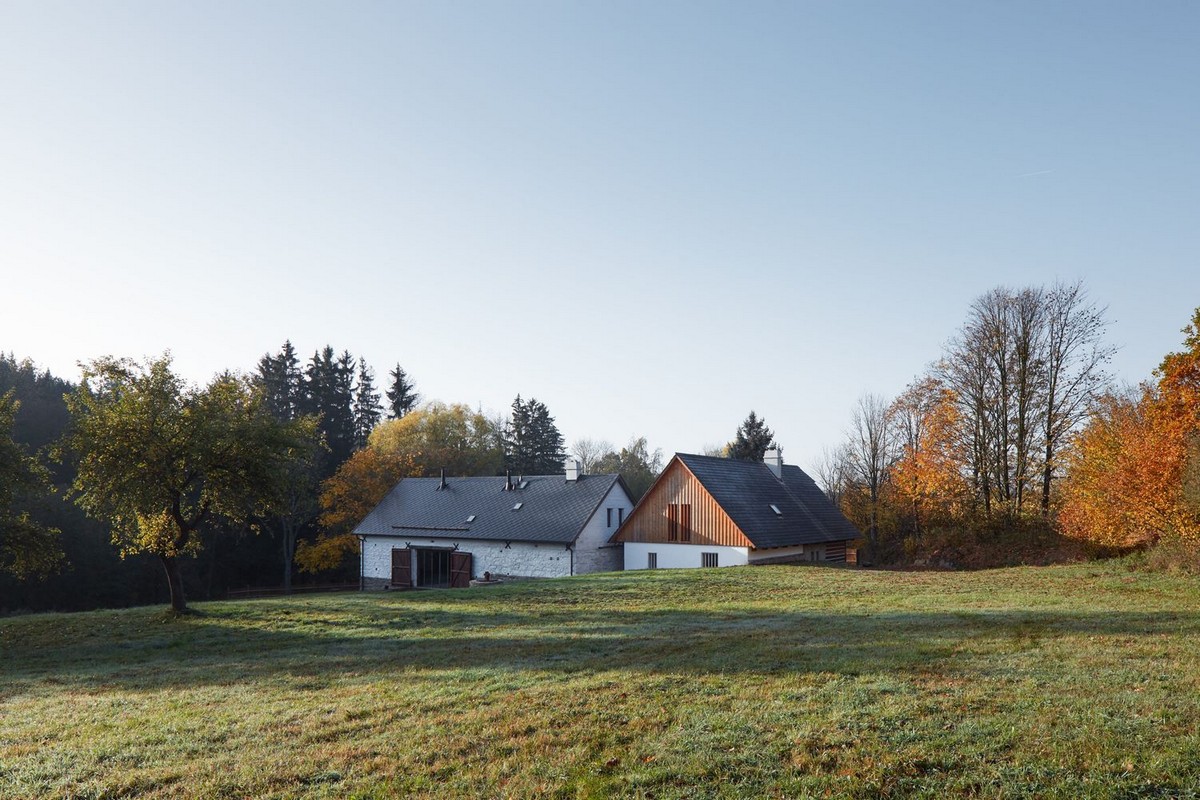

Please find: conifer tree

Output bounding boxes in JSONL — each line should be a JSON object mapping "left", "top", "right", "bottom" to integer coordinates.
{"left": 385, "top": 364, "right": 419, "bottom": 419}
{"left": 504, "top": 395, "right": 566, "bottom": 474}
{"left": 255, "top": 340, "right": 303, "bottom": 421}
{"left": 352, "top": 359, "right": 382, "bottom": 449}
{"left": 728, "top": 410, "right": 777, "bottom": 461}
{"left": 303, "top": 347, "right": 357, "bottom": 474}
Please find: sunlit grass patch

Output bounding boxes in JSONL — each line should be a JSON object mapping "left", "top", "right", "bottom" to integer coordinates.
{"left": 3, "top": 562, "right": 1200, "bottom": 798}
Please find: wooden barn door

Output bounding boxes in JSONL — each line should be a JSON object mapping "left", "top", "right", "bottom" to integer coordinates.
{"left": 450, "top": 551, "right": 472, "bottom": 588}
{"left": 391, "top": 548, "right": 412, "bottom": 588}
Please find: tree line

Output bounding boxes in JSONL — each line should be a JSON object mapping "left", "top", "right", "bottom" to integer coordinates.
{"left": 821, "top": 282, "right": 1200, "bottom": 565}
{"left": 0, "top": 343, "right": 683, "bottom": 612}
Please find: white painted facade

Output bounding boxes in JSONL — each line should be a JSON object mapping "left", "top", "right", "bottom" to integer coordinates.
{"left": 622, "top": 542, "right": 750, "bottom": 570}
{"left": 361, "top": 480, "right": 631, "bottom": 585}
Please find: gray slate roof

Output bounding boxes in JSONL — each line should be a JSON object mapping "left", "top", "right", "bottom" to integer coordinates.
{"left": 355, "top": 473, "right": 626, "bottom": 545}
{"left": 676, "top": 453, "right": 861, "bottom": 549}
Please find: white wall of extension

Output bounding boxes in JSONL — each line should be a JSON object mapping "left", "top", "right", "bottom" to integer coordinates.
{"left": 622, "top": 542, "right": 750, "bottom": 571}
{"left": 363, "top": 536, "right": 575, "bottom": 584}
{"left": 361, "top": 481, "right": 632, "bottom": 585}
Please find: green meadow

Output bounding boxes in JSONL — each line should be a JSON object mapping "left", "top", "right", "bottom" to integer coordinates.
{"left": 4, "top": 563, "right": 1200, "bottom": 799}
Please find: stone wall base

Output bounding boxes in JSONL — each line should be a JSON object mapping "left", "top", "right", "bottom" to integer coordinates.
{"left": 362, "top": 576, "right": 390, "bottom": 591}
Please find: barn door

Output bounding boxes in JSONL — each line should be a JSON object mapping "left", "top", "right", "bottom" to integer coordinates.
{"left": 450, "top": 551, "right": 472, "bottom": 588}
{"left": 391, "top": 547, "right": 412, "bottom": 588}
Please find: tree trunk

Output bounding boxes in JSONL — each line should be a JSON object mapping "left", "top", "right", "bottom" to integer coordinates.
{"left": 160, "top": 554, "right": 188, "bottom": 612}
{"left": 282, "top": 522, "right": 295, "bottom": 593}
{"left": 1041, "top": 445, "right": 1053, "bottom": 518}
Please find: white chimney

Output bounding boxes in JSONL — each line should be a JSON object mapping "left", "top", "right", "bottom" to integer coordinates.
{"left": 565, "top": 457, "right": 582, "bottom": 482}
{"left": 764, "top": 448, "right": 783, "bottom": 479}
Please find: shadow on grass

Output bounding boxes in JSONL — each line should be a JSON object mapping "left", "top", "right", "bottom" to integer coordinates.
{"left": 6, "top": 595, "right": 1198, "bottom": 694}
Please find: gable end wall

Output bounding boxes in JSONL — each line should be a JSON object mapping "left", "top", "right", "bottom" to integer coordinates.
{"left": 616, "top": 459, "right": 752, "bottom": 547}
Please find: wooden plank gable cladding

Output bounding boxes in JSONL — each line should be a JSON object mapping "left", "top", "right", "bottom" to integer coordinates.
{"left": 614, "top": 458, "right": 753, "bottom": 547}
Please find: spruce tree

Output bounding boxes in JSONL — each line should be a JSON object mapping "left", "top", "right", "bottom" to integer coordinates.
{"left": 728, "top": 410, "right": 777, "bottom": 461}
{"left": 504, "top": 395, "right": 566, "bottom": 474}
{"left": 352, "top": 359, "right": 382, "bottom": 449}
{"left": 303, "top": 347, "right": 357, "bottom": 474}
{"left": 255, "top": 340, "right": 302, "bottom": 421}
{"left": 385, "top": 364, "right": 419, "bottom": 419}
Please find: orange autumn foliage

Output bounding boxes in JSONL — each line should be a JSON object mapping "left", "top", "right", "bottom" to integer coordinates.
{"left": 294, "top": 448, "right": 417, "bottom": 573}
{"left": 887, "top": 378, "right": 971, "bottom": 532}
{"left": 1060, "top": 309, "right": 1200, "bottom": 547}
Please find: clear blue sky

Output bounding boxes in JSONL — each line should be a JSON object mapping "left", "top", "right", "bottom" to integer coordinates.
{"left": 3, "top": 2, "right": 1197, "bottom": 471}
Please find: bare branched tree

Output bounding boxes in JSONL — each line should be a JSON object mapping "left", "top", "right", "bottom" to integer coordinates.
{"left": 571, "top": 438, "right": 615, "bottom": 474}
{"left": 849, "top": 392, "right": 894, "bottom": 556}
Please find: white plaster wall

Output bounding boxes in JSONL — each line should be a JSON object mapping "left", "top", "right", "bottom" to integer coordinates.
{"left": 362, "top": 535, "right": 575, "bottom": 583}
{"left": 623, "top": 542, "right": 749, "bottom": 570}
{"left": 572, "top": 481, "right": 632, "bottom": 574}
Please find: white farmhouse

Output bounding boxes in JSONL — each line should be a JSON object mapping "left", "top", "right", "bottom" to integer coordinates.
{"left": 358, "top": 459, "right": 633, "bottom": 589}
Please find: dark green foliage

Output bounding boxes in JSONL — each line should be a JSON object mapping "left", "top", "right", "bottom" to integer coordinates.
{"left": 352, "top": 360, "right": 382, "bottom": 449}
{"left": 503, "top": 395, "right": 567, "bottom": 475}
{"left": 592, "top": 437, "right": 664, "bottom": 502}
{"left": 302, "top": 347, "right": 357, "bottom": 473}
{"left": 385, "top": 364, "right": 419, "bottom": 419}
{"left": 255, "top": 340, "right": 304, "bottom": 422}
{"left": 0, "top": 391, "right": 62, "bottom": 579}
{"left": 728, "top": 410, "right": 777, "bottom": 461}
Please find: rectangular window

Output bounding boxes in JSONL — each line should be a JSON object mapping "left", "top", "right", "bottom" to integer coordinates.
{"left": 667, "top": 504, "right": 679, "bottom": 541}
{"left": 617, "top": 507, "right": 624, "bottom": 525}
{"left": 648, "top": 552, "right": 658, "bottom": 569}
{"left": 702, "top": 552, "right": 718, "bottom": 568}
{"left": 607, "top": 508, "right": 613, "bottom": 527}
{"left": 809, "top": 550, "right": 820, "bottom": 562}
{"left": 680, "top": 504, "right": 692, "bottom": 542}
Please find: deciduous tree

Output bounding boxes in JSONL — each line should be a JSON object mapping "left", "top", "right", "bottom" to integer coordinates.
{"left": 592, "top": 436, "right": 664, "bottom": 501}
{"left": 0, "top": 391, "right": 62, "bottom": 579}
{"left": 63, "top": 355, "right": 314, "bottom": 612}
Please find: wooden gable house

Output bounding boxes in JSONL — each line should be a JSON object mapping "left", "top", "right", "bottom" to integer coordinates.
{"left": 612, "top": 449, "right": 860, "bottom": 570}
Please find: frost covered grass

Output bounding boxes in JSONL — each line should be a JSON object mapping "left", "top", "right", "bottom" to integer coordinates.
{"left": 3, "top": 562, "right": 1200, "bottom": 798}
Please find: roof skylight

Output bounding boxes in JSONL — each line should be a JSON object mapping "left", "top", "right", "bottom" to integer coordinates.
{"left": 512, "top": 502, "right": 523, "bottom": 511}
{"left": 769, "top": 504, "right": 782, "bottom": 516}
{"left": 466, "top": 515, "right": 476, "bottom": 523}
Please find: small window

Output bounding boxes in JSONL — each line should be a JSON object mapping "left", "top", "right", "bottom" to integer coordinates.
{"left": 607, "top": 508, "right": 613, "bottom": 527}
{"left": 512, "top": 502, "right": 523, "bottom": 511}
{"left": 648, "top": 552, "right": 658, "bottom": 569}
{"left": 667, "top": 504, "right": 679, "bottom": 541}
{"left": 769, "top": 504, "right": 782, "bottom": 516}
{"left": 617, "top": 507, "right": 624, "bottom": 525}
{"left": 809, "top": 550, "right": 820, "bottom": 562}
{"left": 680, "top": 504, "right": 691, "bottom": 543}
{"left": 702, "top": 552, "right": 718, "bottom": 568}
{"left": 466, "top": 515, "right": 476, "bottom": 523}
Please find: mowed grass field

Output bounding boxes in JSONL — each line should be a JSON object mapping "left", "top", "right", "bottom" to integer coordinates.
{"left": 4, "top": 563, "right": 1200, "bottom": 799}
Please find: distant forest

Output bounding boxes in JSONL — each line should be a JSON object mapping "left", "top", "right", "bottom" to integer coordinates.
{"left": 0, "top": 343, "right": 662, "bottom": 612}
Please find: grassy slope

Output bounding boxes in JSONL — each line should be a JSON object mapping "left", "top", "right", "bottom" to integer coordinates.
{"left": 3, "top": 563, "right": 1200, "bottom": 799}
